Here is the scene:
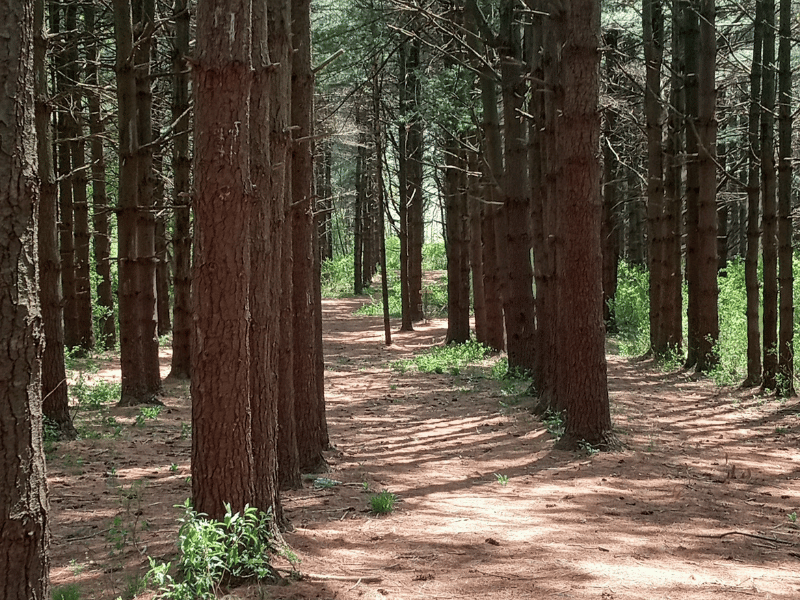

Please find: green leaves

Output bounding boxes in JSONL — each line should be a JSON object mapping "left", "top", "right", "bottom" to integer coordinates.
{"left": 147, "top": 500, "right": 283, "bottom": 599}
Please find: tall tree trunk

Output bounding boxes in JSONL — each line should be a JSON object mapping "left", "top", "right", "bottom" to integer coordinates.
{"left": 398, "top": 40, "right": 413, "bottom": 331}
{"left": 250, "top": 0, "right": 282, "bottom": 519}
{"left": 70, "top": 84, "right": 95, "bottom": 352}
{"left": 317, "top": 141, "right": 334, "bottom": 261}
{"left": 134, "top": 0, "right": 162, "bottom": 397}
{"left": 114, "top": 0, "right": 154, "bottom": 405}
{"left": 776, "top": 0, "right": 794, "bottom": 397}
{"left": 552, "top": 0, "right": 614, "bottom": 449}
{"left": 743, "top": 0, "right": 763, "bottom": 387}
{"left": 270, "top": 0, "right": 301, "bottom": 492}
{"left": 693, "top": 0, "right": 719, "bottom": 372}
{"left": 193, "top": 0, "right": 259, "bottom": 521}
{"left": 374, "top": 64, "right": 393, "bottom": 347}
{"left": 354, "top": 117, "right": 365, "bottom": 295}
{"left": 154, "top": 147, "right": 171, "bottom": 337}
{"left": 682, "top": 0, "right": 700, "bottom": 369}
{"left": 467, "top": 148, "right": 487, "bottom": 344}
{"left": 292, "top": 0, "right": 329, "bottom": 473}
{"left": 407, "top": 37, "right": 425, "bottom": 322}
{"left": 500, "top": 0, "right": 535, "bottom": 373}
{"left": 444, "top": 137, "right": 471, "bottom": 344}
{"left": 534, "top": 10, "right": 561, "bottom": 404}
{"left": 86, "top": 2, "right": 116, "bottom": 349}
{"left": 661, "top": 0, "right": 684, "bottom": 355}
{"left": 643, "top": 0, "right": 666, "bottom": 355}
{"left": 464, "top": 0, "right": 503, "bottom": 351}
{"left": 55, "top": 4, "right": 79, "bottom": 350}
{"left": 760, "top": 0, "right": 778, "bottom": 390}
{"left": 168, "top": 0, "right": 192, "bottom": 380}
{"left": 601, "top": 31, "right": 620, "bottom": 332}
{"left": 0, "top": 1, "right": 51, "bottom": 592}
{"left": 67, "top": 1, "right": 93, "bottom": 352}
{"left": 37, "top": 0, "right": 76, "bottom": 438}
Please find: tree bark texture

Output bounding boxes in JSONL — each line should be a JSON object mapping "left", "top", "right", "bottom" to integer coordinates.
{"left": 760, "top": 0, "right": 777, "bottom": 390}
{"left": 54, "top": 4, "right": 79, "bottom": 350}
{"left": 250, "top": 0, "right": 282, "bottom": 519}
{"left": 66, "top": 1, "right": 93, "bottom": 352}
{"left": 36, "top": 0, "right": 75, "bottom": 438}
{"left": 661, "top": 0, "right": 683, "bottom": 355}
{"left": 398, "top": 40, "right": 413, "bottom": 332}
{"left": 133, "top": 0, "right": 162, "bottom": 396}
{"left": 270, "top": 0, "right": 302, "bottom": 492}
{"left": 354, "top": 118, "right": 365, "bottom": 295}
{"left": 643, "top": 0, "right": 667, "bottom": 355}
{"left": 86, "top": 2, "right": 116, "bottom": 349}
{"left": 444, "top": 138, "right": 471, "bottom": 344}
{"left": 682, "top": 0, "right": 700, "bottom": 369}
{"left": 168, "top": 0, "right": 192, "bottom": 380}
{"left": 192, "top": 0, "right": 256, "bottom": 520}
{"left": 0, "top": 1, "right": 51, "bottom": 593}
{"left": 292, "top": 0, "right": 329, "bottom": 473}
{"left": 551, "top": 0, "right": 614, "bottom": 449}
{"left": 114, "top": 0, "right": 154, "bottom": 405}
{"left": 406, "top": 38, "right": 425, "bottom": 322}
{"left": 500, "top": 1, "right": 535, "bottom": 373}
{"left": 692, "top": 0, "right": 719, "bottom": 373}
{"left": 776, "top": 0, "right": 794, "bottom": 397}
{"left": 601, "top": 31, "right": 620, "bottom": 332}
{"left": 743, "top": 0, "right": 763, "bottom": 387}
{"left": 464, "top": 0, "right": 504, "bottom": 352}
{"left": 467, "top": 149, "right": 487, "bottom": 345}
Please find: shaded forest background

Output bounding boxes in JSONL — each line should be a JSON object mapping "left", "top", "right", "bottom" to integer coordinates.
{"left": 1, "top": 0, "right": 799, "bottom": 598}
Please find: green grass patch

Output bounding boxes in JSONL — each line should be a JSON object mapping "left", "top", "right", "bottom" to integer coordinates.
{"left": 369, "top": 490, "right": 398, "bottom": 515}
{"left": 393, "top": 340, "right": 491, "bottom": 375}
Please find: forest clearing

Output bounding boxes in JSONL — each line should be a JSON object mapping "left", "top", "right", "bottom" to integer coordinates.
{"left": 48, "top": 298, "right": 800, "bottom": 600}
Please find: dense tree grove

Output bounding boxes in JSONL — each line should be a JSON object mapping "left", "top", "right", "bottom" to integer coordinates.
{"left": 1, "top": 0, "right": 799, "bottom": 593}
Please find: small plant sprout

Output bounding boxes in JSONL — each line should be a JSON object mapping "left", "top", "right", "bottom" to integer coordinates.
{"left": 369, "top": 490, "right": 398, "bottom": 515}
{"left": 788, "top": 511, "right": 797, "bottom": 523}
{"left": 170, "top": 463, "right": 179, "bottom": 473}
{"left": 578, "top": 440, "right": 599, "bottom": 456}
{"left": 542, "top": 409, "right": 565, "bottom": 439}
{"left": 494, "top": 473, "right": 509, "bottom": 486}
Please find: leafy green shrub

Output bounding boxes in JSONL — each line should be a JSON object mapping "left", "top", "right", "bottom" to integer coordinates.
{"left": 43, "top": 416, "right": 61, "bottom": 443}
{"left": 608, "top": 261, "right": 650, "bottom": 356}
{"left": 147, "top": 500, "right": 284, "bottom": 599}
{"left": 71, "top": 376, "right": 121, "bottom": 410}
{"left": 369, "top": 490, "right": 398, "bottom": 515}
{"left": 706, "top": 260, "right": 748, "bottom": 385}
{"left": 542, "top": 409, "right": 565, "bottom": 439}
{"left": 422, "top": 241, "right": 447, "bottom": 271}
{"left": 320, "top": 255, "right": 354, "bottom": 298}
{"left": 401, "top": 340, "right": 491, "bottom": 374}
{"left": 136, "top": 405, "right": 162, "bottom": 427}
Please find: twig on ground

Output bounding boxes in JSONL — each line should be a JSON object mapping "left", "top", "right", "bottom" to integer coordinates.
{"left": 304, "top": 573, "right": 382, "bottom": 583}
{"left": 696, "top": 531, "right": 795, "bottom": 545}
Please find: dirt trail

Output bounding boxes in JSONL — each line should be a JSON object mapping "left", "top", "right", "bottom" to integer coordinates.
{"left": 49, "top": 298, "right": 800, "bottom": 599}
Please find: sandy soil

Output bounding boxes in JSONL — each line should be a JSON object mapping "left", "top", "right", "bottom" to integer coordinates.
{"left": 48, "top": 297, "right": 800, "bottom": 599}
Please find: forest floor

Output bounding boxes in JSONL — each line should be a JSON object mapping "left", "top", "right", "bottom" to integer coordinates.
{"left": 49, "top": 297, "right": 800, "bottom": 600}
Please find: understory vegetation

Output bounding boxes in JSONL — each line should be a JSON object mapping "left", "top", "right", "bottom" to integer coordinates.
{"left": 321, "top": 238, "right": 449, "bottom": 317}
{"left": 146, "top": 501, "right": 289, "bottom": 600}
{"left": 611, "top": 257, "right": 800, "bottom": 387}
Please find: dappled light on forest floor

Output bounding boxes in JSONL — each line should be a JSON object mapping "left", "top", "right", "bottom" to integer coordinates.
{"left": 48, "top": 296, "right": 800, "bottom": 599}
